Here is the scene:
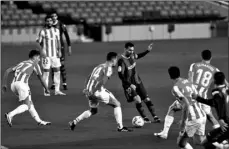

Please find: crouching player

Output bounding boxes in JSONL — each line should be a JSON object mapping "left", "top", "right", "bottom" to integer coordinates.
{"left": 2, "top": 50, "right": 51, "bottom": 126}
{"left": 168, "top": 66, "right": 206, "bottom": 149}
{"left": 69, "top": 52, "right": 132, "bottom": 132}
{"left": 192, "top": 72, "right": 229, "bottom": 149}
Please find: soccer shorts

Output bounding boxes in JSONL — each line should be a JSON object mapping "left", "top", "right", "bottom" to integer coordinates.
{"left": 206, "top": 125, "right": 229, "bottom": 143}
{"left": 88, "top": 87, "right": 116, "bottom": 108}
{"left": 124, "top": 82, "right": 149, "bottom": 102}
{"left": 41, "top": 57, "right": 61, "bottom": 70}
{"left": 185, "top": 116, "right": 207, "bottom": 137}
{"left": 201, "top": 103, "right": 212, "bottom": 115}
{"left": 11, "top": 81, "right": 31, "bottom": 101}
{"left": 169, "top": 100, "right": 182, "bottom": 112}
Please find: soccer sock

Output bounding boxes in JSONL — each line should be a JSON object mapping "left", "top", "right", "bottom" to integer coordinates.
{"left": 135, "top": 103, "right": 147, "bottom": 118}
{"left": 162, "top": 115, "right": 174, "bottom": 134}
{"left": 54, "top": 71, "right": 60, "bottom": 92}
{"left": 28, "top": 105, "right": 42, "bottom": 123}
{"left": 74, "top": 110, "right": 92, "bottom": 124}
{"left": 182, "top": 143, "right": 193, "bottom": 149}
{"left": 60, "top": 64, "right": 67, "bottom": 84}
{"left": 114, "top": 107, "right": 123, "bottom": 129}
{"left": 8, "top": 104, "right": 29, "bottom": 118}
{"left": 43, "top": 71, "right": 49, "bottom": 89}
{"left": 51, "top": 68, "right": 54, "bottom": 85}
{"left": 144, "top": 100, "right": 156, "bottom": 117}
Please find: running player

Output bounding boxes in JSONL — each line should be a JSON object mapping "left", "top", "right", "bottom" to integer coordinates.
{"left": 193, "top": 72, "right": 229, "bottom": 149}
{"left": 117, "top": 42, "right": 160, "bottom": 123}
{"left": 168, "top": 66, "right": 206, "bottom": 149}
{"left": 2, "top": 50, "right": 51, "bottom": 126}
{"left": 50, "top": 12, "right": 71, "bottom": 90}
{"left": 69, "top": 52, "right": 132, "bottom": 132}
{"left": 36, "top": 15, "right": 65, "bottom": 96}
{"left": 155, "top": 50, "right": 227, "bottom": 139}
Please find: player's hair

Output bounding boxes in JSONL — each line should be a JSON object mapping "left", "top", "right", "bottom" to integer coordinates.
{"left": 214, "top": 72, "right": 225, "bottom": 85}
{"left": 125, "top": 42, "right": 134, "bottom": 49}
{"left": 107, "top": 52, "right": 117, "bottom": 61}
{"left": 29, "top": 50, "right": 40, "bottom": 58}
{"left": 201, "top": 50, "right": 212, "bottom": 61}
{"left": 45, "top": 15, "right": 52, "bottom": 21}
{"left": 168, "top": 66, "right": 180, "bottom": 79}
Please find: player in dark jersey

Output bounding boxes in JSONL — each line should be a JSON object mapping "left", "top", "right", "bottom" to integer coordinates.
{"left": 50, "top": 12, "right": 71, "bottom": 90}
{"left": 192, "top": 72, "right": 229, "bottom": 149}
{"left": 117, "top": 42, "right": 160, "bottom": 123}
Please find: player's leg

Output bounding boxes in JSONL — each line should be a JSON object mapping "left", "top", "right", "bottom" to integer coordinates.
{"left": 60, "top": 56, "right": 68, "bottom": 90}
{"left": 137, "top": 82, "right": 160, "bottom": 122}
{"left": 124, "top": 88, "right": 149, "bottom": 123}
{"left": 50, "top": 68, "right": 55, "bottom": 90}
{"left": 177, "top": 131, "right": 193, "bottom": 149}
{"left": 52, "top": 57, "right": 65, "bottom": 95}
{"left": 41, "top": 57, "right": 51, "bottom": 96}
{"left": 69, "top": 96, "right": 98, "bottom": 131}
{"left": 155, "top": 100, "right": 182, "bottom": 139}
{"left": 192, "top": 117, "right": 207, "bottom": 147}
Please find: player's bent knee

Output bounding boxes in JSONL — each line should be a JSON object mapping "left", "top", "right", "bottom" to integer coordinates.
{"left": 21, "top": 96, "right": 32, "bottom": 109}
{"left": 90, "top": 108, "right": 98, "bottom": 115}
{"left": 134, "top": 95, "right": 141, "bottom": 103}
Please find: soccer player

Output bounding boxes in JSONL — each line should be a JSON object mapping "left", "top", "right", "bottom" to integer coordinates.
{"left": 168, "top": 66, "right": 206, "bottom": 149}
{"left": 68, "top": 52, "right": 132, "bottom": 132}
{"left": 154, "top": 49, "right": 227, "bottom": 139}
{"left": 50, "top": 12, "right": 71, "bottom": 90}
{"left": 36, "top": 15, "right": 65, "bottom": 96}
{"left": 117, "top": 42, "right": 160, "bottom": 123}
{"left": 2, "top": 50, "right": 51, "bottom": 126}
{"left": 192, "top": 72, "right": 229, "bottom": 149}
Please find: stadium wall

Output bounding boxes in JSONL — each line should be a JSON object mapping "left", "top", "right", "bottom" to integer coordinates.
{"left": 102, "top": 23, "right": 212, "bottom": 42}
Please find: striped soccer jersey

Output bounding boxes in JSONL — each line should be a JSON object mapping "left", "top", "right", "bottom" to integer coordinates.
{"left": 172, "top": 78, "right": 206, "bottom": 121}
{"left": 37, "top": 27, "right": 60, "bottom": 57}
{"left": 12, "top": 60, "right": 42, "bottom": 84}
{"left": 86, "top": 63, "right": 113, "bottom": 93}
{"left": 189, "top": 61, "right": 219, "bottom": 98}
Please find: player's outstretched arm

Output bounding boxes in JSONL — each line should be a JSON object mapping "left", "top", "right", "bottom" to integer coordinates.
{"left": 62, "top": 24, "right": 72, "bottom": 56}
{"left": 2, "top": 67, "right": 15, "bottom": 93}
{"left": 188, "top": 63, "right": 195, "bottom": 82}
{"left": 135, "top": 43, "right": 153, "bottom": 59}
{"left": 37, "top": 74, "right": 50, "bottom": 94}
{"left": 193, "top": 94, "right": 214, "bottom": 106}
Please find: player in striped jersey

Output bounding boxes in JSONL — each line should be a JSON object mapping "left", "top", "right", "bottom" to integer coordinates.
{"left": 2, "top": 50, "right": 51, "bottom": 126}
{"left": 69, "top": 52, "right": 132, "bottom": 132}
{"left": 36, "top": 15, "right": 65, "bottom": 96}
{"left": 192, "top": 72, "right": 229, "bottom": 149}
{"left": 168, "top": 66, "right": 206, "bottom": 149}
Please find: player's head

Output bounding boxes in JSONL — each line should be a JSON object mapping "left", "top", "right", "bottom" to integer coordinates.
{"left": 50, "top": 11, "right": 58, "bottom": 24}
{"left": 168, "top": 66, "right": 180, "bottom": 80}
{"left": 107, "top": 52, "right": 118, "bottom": 66}
{"left": 29, "top": 50, "right": 40, "bottom": 63}
{"left": 201, "top": 50, "right": 212, "bottom": 61}
{"left": 124, "top": 42, "right": 134, "bottom": 56}
{"left": 214, "top": 72, "right": 225, "bottom": 85}
{"left": 45, "top": 15, "right": 53, "bottom": 27}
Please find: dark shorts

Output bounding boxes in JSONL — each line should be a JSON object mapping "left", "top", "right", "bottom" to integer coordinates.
{"left": 206, "top": 126, "right": 229, "bottom": 143}
{"left": 123, "top": 82, "right": 148, "bottom": 103}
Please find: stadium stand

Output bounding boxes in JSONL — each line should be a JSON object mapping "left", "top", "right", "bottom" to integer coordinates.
{"left": 1, "top": 1, "right": 227, "bottom": 28}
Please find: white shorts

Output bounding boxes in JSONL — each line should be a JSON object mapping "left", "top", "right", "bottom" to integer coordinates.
{"left": 88, "top": 88, "right": 116, "bottom": 108}
{"left": 170, "top": 100, "right": 182, "bottom": 111}
{"left": 41, "top": 57, "right": 61, "bottom": 70}
{"left": 185, "top": 116, "right": 207, "bottom": 137}
{"left": 11, "top": 81, "right": 31, "bottom": 101}
{"left": 201, "top": 103, "right": 212, "bottom": 115}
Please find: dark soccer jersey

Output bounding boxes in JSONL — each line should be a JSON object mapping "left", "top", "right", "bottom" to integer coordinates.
{"left": 52, "top": 21, "right": 71, "bottom": 48}
{"left": 117, "top": 50, "right": 149, "bottom": 88}
{"left": 196, "top": 85, "right": 229, "bottom": 124}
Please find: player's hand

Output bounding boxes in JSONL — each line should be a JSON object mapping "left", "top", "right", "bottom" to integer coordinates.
{"left": 130, "top": 84, "right": 136, "bottom": 90}
{"left": 147, "top": 43, "right": 154, "bottom": 52}
{"left": 68, "top": 46, "right": 72, "bottom": 56}
{"left": 219, "top": 119, "right": 228, "bottom": 132}
{"left": 83, "top": 89, "right": 92, "bottom": 97}
{"left": 2, "top": 85, "right": 7, "bottom": 94}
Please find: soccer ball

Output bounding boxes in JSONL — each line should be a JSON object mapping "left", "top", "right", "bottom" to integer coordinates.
{"left": 132, "top": 116, "right": 144, "bottom": 127}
